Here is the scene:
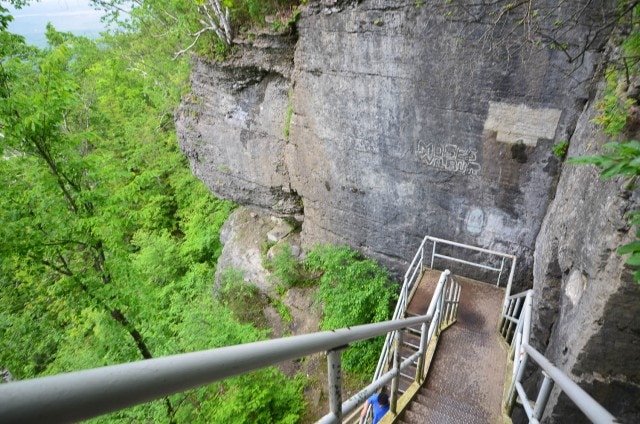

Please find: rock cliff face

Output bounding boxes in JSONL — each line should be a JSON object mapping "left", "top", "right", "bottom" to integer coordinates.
{"left": 175, "top": 0, "right": 640, "bottom": 420}
{"left": 177, "top": 34, "right": 302, "bottom": 216}
{"left": 531, "top": 82, "right": 640, "bottom": 423}
{"left": 176, "top": 0, "right": 613, "bottom": 281}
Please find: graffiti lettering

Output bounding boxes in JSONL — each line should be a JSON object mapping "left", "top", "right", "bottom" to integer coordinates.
{"left": 416, "top": 141, "right": 481, "bottom": 176}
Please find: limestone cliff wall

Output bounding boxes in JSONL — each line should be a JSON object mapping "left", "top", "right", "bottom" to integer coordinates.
{"left": 531, "top": 81, "right": 640, "bottom": 423}
{"left": 175, "top": 0, "right": 640, "bottom": 420}
{"left": 176, "top": 0, "right": 612, "bottom": 281}
{"left": 177, "top": 34, "right": 302, "bottom": 216}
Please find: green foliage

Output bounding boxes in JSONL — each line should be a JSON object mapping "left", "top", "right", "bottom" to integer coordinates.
{"left": 304, "top": 245, "right": 397, "bottom": 374}
{"left": 233, "top": 0, "right": 301, "bottom": 27}
{"left": 569, "top": 141, "right": 640, "bottom": 282}
{"left": 217, "top": 268, "right": 269, "bottom": 327}
{"left": 268, "top": 243, "right": 305, "bottom": 288}
{"left": 261, "top": 239, "right": 276, "bottom": 260}
{"left": 622, "top": 4, "right": 640, "bottom": 67}
{"left": 0, "top": 9, "right": 305, "bottom": 422}
{"left": 262, "top": 242, "right": 397, "bottom": 373}
{"left": 271, "top": 295, "right": 294, "bottom": 324}
{"left": 271, "top": 4, "right": 301, "bottom": 33}
{"left": 552, "top": 140, "right": 569, "bottom": 159}
{"left": 569, "top": 140, "right": 640, "bottom": 179}
{"left": 593, "top": 69, "right": 635, "bottom": 136}
{"left": 202, "top": 370, "right": 305, "bottom": 424}
{"left": 283, "top": 89, "right": 294, "bottom": 140}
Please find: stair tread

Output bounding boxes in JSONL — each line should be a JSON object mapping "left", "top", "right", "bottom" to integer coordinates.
{"left": 411, "top": 389, "right": 489, "bottom": 422}
{"left": 403, "top": 405, "right": 486, "bottom": 424}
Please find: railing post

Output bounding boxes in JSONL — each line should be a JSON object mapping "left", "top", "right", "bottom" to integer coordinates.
{"left": 445, "top": 280, "right": 454, "bottom": 324}
{"left": 403, "top": 280, "right": 408, "bottom": 311}
{"left": 497, "top": 257, "right": 505, "bottom": 286}
{"left": 415, "top": 321, "right": 428, "bottom": 382}
{"left": 533, "top": 371, "right": 554, "bottom": 420}
{"left": 430, "top": 240, "right": 436, "bottom": 269}
{"left": 453, "top": 283, "right": 462, "bottom": 319}
{"left": 427, "top": 309, "right": 439, "bottom": 345}
{"left": 502, "top": 258, "right": 517, "bottom": 318}
{"left": 512, "top": 330, "right": 522, "bottom": 367}
{"left": 500, "top": 299, "right": 510, "bottom": 336}
{"left": 327, "top": 348, "right": 344, "bottom": 423}
{"left": 506, "top": 297, "right": 523, "bottom": 341}
{"left": 506, "top": 348, "right": 528, "bottom": 415}
{"left": 438, "top": 288, "right": 445, "bottom": 330}
{"left": 390, "top": 330, "right": 403, "bottom": 415}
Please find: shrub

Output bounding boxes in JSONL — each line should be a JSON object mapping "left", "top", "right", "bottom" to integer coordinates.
{"left": 304, "top": 245, "right": 397, "bottom": 374}
{"left": 593, "top": 69, "right": 635, "bottom": 136}
{"left": 552, "top": 140, "right": 569, "bottom": 159}
{"left": 268, "top": 243, "right": 305, "bottom": 288}
{"left": 216, "top": 268, "right": 269, "bottom": 327}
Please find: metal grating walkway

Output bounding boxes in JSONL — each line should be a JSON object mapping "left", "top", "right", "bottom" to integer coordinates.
{"left": 400, "top": 269, "right": 508, "bottom": 424}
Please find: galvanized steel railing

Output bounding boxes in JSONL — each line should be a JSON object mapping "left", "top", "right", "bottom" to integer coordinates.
{"left": 500, "top": 289, "right": 530, "bottom": 345}
{"left": 372, "top": 236, "right": 516, "bottom": 392}
{"left": 0, "top": 271, "right": 455, "bottom": 424}
{"left": 318, "top": 267, "right": 449, "bottom": 424}
{"left": 425, "top": 236, "right": 518, "bottom": 328}
{"left": 503, "top": 290, "right": 618, "bottom": 423}
{"left": 358, "top": 269, "right": 460, "bottom": 424}
{"left": 427, "top": 236, "right": 516, "bottom": 288}
{"left": 4, "top": 234, "right": 615, "bottom": 424}
{"left": 371, "top": 236, "right": 430, "bottom": 390}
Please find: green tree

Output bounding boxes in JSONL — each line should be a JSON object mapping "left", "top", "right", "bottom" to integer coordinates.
{"left": 0, "top": 9, "right": 305, "bottom": 422}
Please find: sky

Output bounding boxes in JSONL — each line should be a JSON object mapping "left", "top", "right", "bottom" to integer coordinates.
{"left": 7, "top": 0, "right": 106, "bottom": 47}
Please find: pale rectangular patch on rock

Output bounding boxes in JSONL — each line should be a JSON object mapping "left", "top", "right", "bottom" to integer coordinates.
{"left": 484, "top": 102, "right": 562, "bottom": 146}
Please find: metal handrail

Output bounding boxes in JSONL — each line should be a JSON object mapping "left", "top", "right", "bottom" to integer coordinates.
{"left": 372, "top": 236, "right": 516, "bottom": 404}
{"left": 371, "top": 236, "right": 429, "bottom": 387}
{"left": 425, "top": 236, "right": 517, "bottom": 321}
{"left": 503, "top": 290, "right": 617, "bottom": 423}
{"left": 374, "top": 236, "right": 516, "bottom": 387}
{"left": 358, "top": 269, "right": 460, "bottom": 424}
{"left": 500, "top": 289, "right": 529, "bottom": 344}
{"left": 0, "top": 238, "right": 460, "bottom": 424}
{"left": 0, "top": 274, "right": 453, "bottom": 424}
{"left": 426, "top": 236, "right": 515, "bottom": 282}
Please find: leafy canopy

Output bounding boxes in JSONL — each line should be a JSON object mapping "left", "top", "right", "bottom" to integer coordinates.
{"left": 0, "top": 5, "right": 303, "bottom": 422}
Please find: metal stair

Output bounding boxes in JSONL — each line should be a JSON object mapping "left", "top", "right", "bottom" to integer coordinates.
{"left": 402, "top": 389, "right": 489, "bottom": 424}
{"left": 391, "top": 271, "right": 507, "bottom": 424}
{"left": 1, "top": 236, "right": 617, "bottom": 424}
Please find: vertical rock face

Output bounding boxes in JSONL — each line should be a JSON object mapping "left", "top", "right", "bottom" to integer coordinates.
{"left": 176, "top": 34, "right": 303, "bottom": 216}
{"left": 286, "top": 0, "right": 604, "bottom": 278}
{"left": 176, "top": 0, "right": 612, "bottom": 281}
{"left": 532, "top": 84, "right": 640, "bottom": 422}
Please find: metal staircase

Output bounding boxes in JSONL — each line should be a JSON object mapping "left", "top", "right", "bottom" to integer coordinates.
{"left": 0, "top": 236, "right": 619, "bottom": 424}
{"left": 395, "top": 275, "right": 507, "bottom": 424}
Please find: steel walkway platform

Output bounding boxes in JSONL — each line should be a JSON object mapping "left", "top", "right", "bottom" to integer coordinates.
{"left": 399, "top": 269, "right": 507, "bottom": 424}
